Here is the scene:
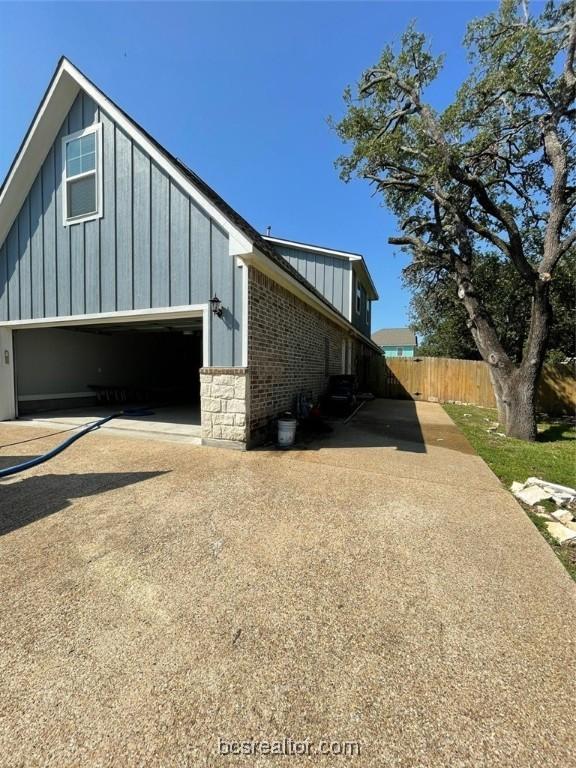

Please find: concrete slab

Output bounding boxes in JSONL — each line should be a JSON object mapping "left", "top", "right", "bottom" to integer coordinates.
{"left": 0, "top": 399, "right": 574, "bottom": 766}
{"left": 13, "top": 404, "right": 202, "bottom": 445}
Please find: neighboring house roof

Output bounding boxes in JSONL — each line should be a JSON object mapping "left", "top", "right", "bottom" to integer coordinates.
{"left": 0, "top": 56, "right": 381, "bottom": 351}
{"left": 372, "top": 328, "right": 417, "bottom": 347}
{"left": 263, "top": 235, "right": 379, "bottom": 301}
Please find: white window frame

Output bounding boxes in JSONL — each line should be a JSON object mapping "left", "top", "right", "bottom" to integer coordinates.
{"left": 355, "top": 284, "right": 361, "bottom": 314}
{"left": 62, "top": 122, "right": 103, "bottom": 226}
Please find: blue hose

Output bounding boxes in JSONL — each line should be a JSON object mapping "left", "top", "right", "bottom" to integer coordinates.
{"left": 0, "top": 408, "right": 154, "bottom": 479}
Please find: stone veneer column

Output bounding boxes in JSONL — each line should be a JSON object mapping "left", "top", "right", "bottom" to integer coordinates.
{"left": 199, "top": 367, "right": 249, "bottom": 445}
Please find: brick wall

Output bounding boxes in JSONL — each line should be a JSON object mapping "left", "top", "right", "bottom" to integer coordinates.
{"left": 247, "top": 267, "right": 353, "bottom": 443}
{"left": 199, "top": 270, "right": 379, "bottom": 447}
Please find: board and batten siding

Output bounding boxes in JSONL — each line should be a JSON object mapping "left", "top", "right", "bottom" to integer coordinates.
{"left": 0, "top": 90, "right": 244, "bottom": 367}
{"left": 273, "top": 244, "right": 352, "bottom": 319}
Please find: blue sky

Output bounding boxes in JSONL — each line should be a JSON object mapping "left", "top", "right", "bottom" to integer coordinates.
{"left": 0, "top": 1, "right": 497, "bottom": 330}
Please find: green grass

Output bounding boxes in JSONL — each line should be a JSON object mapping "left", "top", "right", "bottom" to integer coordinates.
{"left": 444, "top": 403, "right": 576, "bottom": 580}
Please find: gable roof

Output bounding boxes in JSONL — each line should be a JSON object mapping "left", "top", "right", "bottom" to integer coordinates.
{"left": 0, "top": 57, "right": 381, "bottom": 350}
{"left": 263, "top": 235, "right": 379, "bottom": 300}
{"left": 372, "top": 328, "right": 417, "bottom": 347}
{"left": 0, "top": 57, "right": 253, "bottom": 255}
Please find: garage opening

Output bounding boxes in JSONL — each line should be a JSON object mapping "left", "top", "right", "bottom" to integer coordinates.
{"left": 13, "top": 317, "right": 203, "bottom": 441}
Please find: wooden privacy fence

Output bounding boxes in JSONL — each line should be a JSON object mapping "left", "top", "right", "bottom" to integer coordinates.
{"left": 368, "top": 356, "right": 575, "bottom": 416}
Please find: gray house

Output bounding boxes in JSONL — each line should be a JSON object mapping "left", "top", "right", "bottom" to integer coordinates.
{"left": 0, "top": 58, "right": 379, "bottom": 447}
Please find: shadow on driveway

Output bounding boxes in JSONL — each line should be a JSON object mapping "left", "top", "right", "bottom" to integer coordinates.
{"left": 0, "top": 461, "right": 165, "bottom": 536}
{"left": 291, "top": 399, "right": 428, "bottom": 453}
{"left": 265, "top": 399, "right": 476, "bottom": 455}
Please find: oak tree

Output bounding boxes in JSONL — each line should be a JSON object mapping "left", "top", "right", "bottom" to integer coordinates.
{"left": 333, "top": 0, "right": 575, "bottom": 440}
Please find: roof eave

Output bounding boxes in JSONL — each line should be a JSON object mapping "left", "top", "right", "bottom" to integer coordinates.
{"left": 0, "top": 59, "right": 81, "bottom": 248}
{"left": 0, "top": 57, "right": 255, "bottom": 255}
{"left": 264, "top": 235, "right": 379, "bottom": 301}
{"left": 352, "top": 259, "right": 379, "bottom": 301}
{"left": 263, "top": 235, "right": 363, "bottom": 260}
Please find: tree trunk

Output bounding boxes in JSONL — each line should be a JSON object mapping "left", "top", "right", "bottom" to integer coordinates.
{"left": 488, "top": 366, "right": 508, "bottom": 426}
{"left": 500, "top": 279, "right": 552, "bottom": 441}
{"left": 489, "top": 364, "right": 539, "bottom": 440}
{"left": 454, "top": 258, "right": 551, "bottom": 442}
{"left": 501, "top": 368, "right": 538, "bottom": 441}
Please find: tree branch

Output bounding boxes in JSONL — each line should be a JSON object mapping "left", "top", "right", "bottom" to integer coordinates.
{"left": 541, "top": 117, "right": 571, "bottom": 273}
{"left": 388, "top": 234, "right": 453, "bottom": 264}
{"left": 559, "top": 228, "right": 576, "bottom": 255}
{"left": 363, "top": 63, "right": 536, "bottom": 281}
{"left": 564, "top": 1, "right": 576, "bottom": 91}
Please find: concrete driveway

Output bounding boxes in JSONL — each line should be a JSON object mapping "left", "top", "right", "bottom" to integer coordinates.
{"left": 0, "top": 400, "right": 574, "bottom": 767}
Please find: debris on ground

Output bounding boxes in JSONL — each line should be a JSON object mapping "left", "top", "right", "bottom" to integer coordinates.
{"left": 511, "top": 478, "right": 576, "bottom": 545}
{"left": 552, "top": 509, "right": 574, "bottom": 525}
{"left": 545, "top": 522, "right": 576, "bottom": 545}
{"left": 511, "top": 477, "right": 576, "bottom": 507}
{"left": 510, "top": 481, "right": 553, "bottom": 506}
{"left": 527, "top": 477, "right": 576, "bottom": 506}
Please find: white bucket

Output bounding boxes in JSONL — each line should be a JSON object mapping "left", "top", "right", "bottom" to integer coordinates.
{"left": 277, "top": 418, "right": 297, "bottom": 447}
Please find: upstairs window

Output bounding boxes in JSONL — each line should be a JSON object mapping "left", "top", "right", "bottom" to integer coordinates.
{"left": 62, "top": 124, "right": 102, "bottom": 225}
{"left": 355, "top": 284, "right": 361, "bottom": 314}
{"left": 365, "top": 299, "right": 370, "bottom": 323}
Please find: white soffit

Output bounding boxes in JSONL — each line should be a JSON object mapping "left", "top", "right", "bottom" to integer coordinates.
{"left": 263, "top": 235, "right": 362, "bottom": 261}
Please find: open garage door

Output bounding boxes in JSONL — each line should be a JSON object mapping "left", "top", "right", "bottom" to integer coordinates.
{"left": 10, "top": 313, "right": 204, "bottom": 441}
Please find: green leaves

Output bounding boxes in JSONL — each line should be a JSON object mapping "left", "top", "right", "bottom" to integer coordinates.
{"left": 332, "top": 0, "right": 575, "bottom": 378}
{"left": 409, "top": 250, "right": 575, "bottom": 362}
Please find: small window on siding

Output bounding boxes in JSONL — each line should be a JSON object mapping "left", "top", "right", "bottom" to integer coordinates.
{"left": 62, "top": 124, "right": 102, "bottom": 225}
{"left": 365, "top": 299, "right": 370, "bottom": 323}
{"left": 397, "top": 348, "right": 404, "bottom": 357}
{"left": 355, "top": 284, "right": 361, "bottom": 313}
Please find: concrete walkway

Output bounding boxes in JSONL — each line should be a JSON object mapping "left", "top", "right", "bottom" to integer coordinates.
{"left": 0, "top": 400, "right": 574, "bottom": 766}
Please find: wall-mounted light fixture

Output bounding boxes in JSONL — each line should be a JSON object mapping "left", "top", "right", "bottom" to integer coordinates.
{"left": 209, "top": 294, "right": 223, "bottom": 318}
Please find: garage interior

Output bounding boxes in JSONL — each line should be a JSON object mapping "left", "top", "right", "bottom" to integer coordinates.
{"left": 13, "top": 318, "right": 203, "bottom": 443}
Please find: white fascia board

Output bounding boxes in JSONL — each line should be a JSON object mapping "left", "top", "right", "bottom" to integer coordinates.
{"left": 0, "top": 60, "right": 253, "bottom": 256}
{"left": 263, "top": 235, "right": 362, "bottom": 261}
{"left": 0, "top": 304, "right": 207, "bottom": 330}
{"left": 352, "top": 259, "right": 379, "bottom": 301}
{"left": 0, "top": 69, "right": 79, "bottom": 248}
{"left": 0, "top": 327, "right": 15, "bottom": 420}
{"left": 235, "top": 256, "right": 249, "bottom": 367}
{"left": 347, "top": 262, "right": 353, "bottom": 322}
{"left": 241, "top": 249, "right": 382, "bottom": 353}
{"left": 202, "top": 305, "right": 210, "bottom": 367}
